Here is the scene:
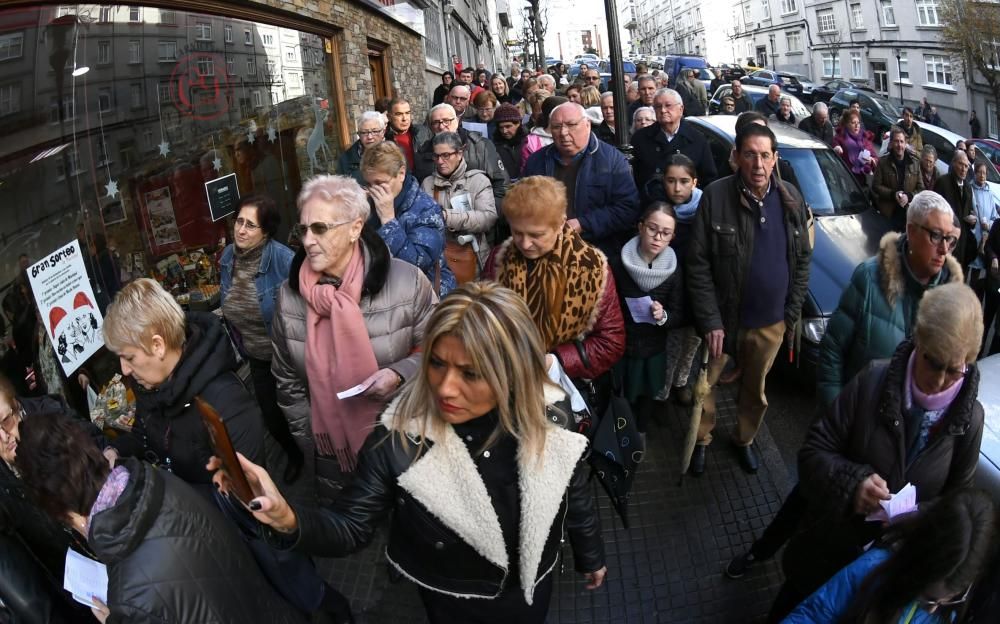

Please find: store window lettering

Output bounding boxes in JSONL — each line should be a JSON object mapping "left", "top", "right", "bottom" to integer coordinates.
{"left": 0, "top": 4, "right": 340, "bottom": 319}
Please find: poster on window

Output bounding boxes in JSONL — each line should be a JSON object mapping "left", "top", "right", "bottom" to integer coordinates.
{"left": 26, "top": 239, "right": 104, "bottom": 376}
{"left": 143, "top": 186, "right": 182, "bottom": 247}
{"left": 204, "top": 173, "right": 240, "bottom": 222}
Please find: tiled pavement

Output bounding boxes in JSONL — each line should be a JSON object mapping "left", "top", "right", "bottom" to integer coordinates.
{"left": 314, "top": 383, "right": 794, "bottom": 624}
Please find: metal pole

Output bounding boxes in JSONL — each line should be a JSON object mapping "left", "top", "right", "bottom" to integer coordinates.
{"left": 603, "top": 0, "right": 631, "bottom": 156}
{"left": 895, "top": 52, "right": 903, "bottom": 105}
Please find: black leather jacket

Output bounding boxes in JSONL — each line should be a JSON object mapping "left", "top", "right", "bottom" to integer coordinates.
{"left": 285, "top": 400, "right": 604, "bottom": 603}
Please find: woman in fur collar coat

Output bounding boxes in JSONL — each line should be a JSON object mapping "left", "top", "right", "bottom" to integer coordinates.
{"left": 214, "top": 282, "right": 606, "bottom": 623}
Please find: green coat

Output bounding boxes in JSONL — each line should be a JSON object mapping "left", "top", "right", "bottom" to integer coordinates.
{"left": 816, "top": 232, "right": 963, "bottom": 406}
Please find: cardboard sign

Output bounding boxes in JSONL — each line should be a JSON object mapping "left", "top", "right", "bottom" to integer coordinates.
{"left": 205, "top": 173, "right": 240, "bottom": 222}
{"left": 26, "top": 240, "right": 105, "bottom": 375}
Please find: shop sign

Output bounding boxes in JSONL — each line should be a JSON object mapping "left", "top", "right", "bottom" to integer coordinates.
{"left": 26, "top": 240, "right": 104, "bottom": 375}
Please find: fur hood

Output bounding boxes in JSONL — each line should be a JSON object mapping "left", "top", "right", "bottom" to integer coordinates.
{"left": 877, "top": 232, "right": 963, "bottom": 308}
{"left": 376, "top": 386, "right": 587, "bottom": 605}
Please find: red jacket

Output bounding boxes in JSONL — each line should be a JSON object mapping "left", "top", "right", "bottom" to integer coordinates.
{"left": 482, "top": 247, "right": 625, "bottom": 379}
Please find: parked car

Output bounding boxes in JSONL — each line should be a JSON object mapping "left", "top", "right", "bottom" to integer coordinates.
{"left": 970, "top": 138, "right": 1000, "bottom": 174}
{"left": 741, "top": 69, "right": 805, "bottom": 99}
{"left": 708, "top": 83, "right": 810, "bottom": 119}
{"left": 597, "top": 59, "right": 638, "bottom": 82}
{"left": 783, "top": 73, "right": 817, "bottom": 103}
{"left": 662, "top": 54, "right": 709, "bottom": 84}
{"left": 971, "top": 353, "right": 1000, "bottom": 499}
{"left": 828, "top": 89, "right": 902, "bottom": 140}
{"left": 716, "top": 63, "right": 747, "bottom": 81}
{"left": 686, "top": 115, "right": 888, "bottom": 374}
{"left": 811, "top": 79, "right": 876, "bottom": 103}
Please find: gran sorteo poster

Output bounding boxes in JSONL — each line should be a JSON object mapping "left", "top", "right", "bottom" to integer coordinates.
{"left": 26, "top": 239, "right": 104, "bottom": 375}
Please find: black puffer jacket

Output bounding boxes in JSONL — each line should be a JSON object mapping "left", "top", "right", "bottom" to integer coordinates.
{"left": 686, "top": 173, "right": 812, "bottom": 356}
{"left": 286, "top": 396, "right": 604, "bottom": 605}
{"left": 787, "top": 339, "right": 983, "bottom": 594}
{"left": 91, "top": 459, "right": 305, "bottom": 624}
{"left": 111, "top": 312, "right": 263, "bottom": 487}
{"left": 608, "top": 252, "right": 684, "bottom": 359}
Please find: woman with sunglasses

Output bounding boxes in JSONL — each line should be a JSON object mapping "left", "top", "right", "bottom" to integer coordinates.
{"left": 768, "top": 282, "right": 986, "bottom": 621}
{"left": 219, "top": 194, "right": 301, "bottom": 482}
{"left": 272, "top": 174, "right": 435, "bottom": 500}
{"left": 783, "top": 489, "right": 994, "bottom": 624}
{"left": 421, "top": 132, "right": 497, "bottom": 283}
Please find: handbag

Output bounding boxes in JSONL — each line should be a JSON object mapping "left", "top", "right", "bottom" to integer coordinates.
{"left": 444, "top": 240, "right": 478, "bottom": 284}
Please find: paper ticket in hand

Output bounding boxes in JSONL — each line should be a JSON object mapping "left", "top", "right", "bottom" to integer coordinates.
{"left": 337, "top": 378, "right": 375, "bottom": 400}
{"left": 867, "top": 482, "right": 918, "bottom": 521}
{"left": 64, "top": 548, "right": 108, "bottom": 606}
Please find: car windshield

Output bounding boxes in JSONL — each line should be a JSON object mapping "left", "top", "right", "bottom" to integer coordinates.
{"left": 781, "top": 148, "right": 869, "bottom": 216}
{"left": 870, "top": 95, "right": 901, "bottom": 119}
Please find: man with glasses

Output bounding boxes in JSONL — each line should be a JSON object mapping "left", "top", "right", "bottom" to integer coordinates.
{"left": 337, "top": 110, "right": 386, "bottom": 185}
{"left": 583, "top": 68, "right": 603, "bottom": 90}
{"left": 523, "top": 102, "right": 639, "bottom": 255}
{"left": 413, "top": 103, "right": 509, "bottom": 210}
{"left": 446, "top": 84, "right": 476, "bottom": 120}
{"left": 686, "top": 123, "right": 812, "bottom": 476}
{"left": 934, "top": 150, "right": 976, "bottom": 273}
{"left": 384, "top": 97, "right": 431, "bottom": 172}
{"left": 630, "top": 88, "right": 717, "bottom": 202}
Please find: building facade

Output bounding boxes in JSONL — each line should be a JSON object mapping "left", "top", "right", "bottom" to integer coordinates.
{"left": 634, "top": 0, "right": 676, "bottom": 56}
{"left": 730, "top": 0, "right": 969, "bottom": 131}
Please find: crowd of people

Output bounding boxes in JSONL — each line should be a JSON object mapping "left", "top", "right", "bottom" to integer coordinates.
{"left": 4, "top": 58, "right": 1000, "bottom": 624}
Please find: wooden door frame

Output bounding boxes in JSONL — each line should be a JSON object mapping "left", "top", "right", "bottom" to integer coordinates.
{"left": 367, "top": 38, "right": 394, "bottom": 103}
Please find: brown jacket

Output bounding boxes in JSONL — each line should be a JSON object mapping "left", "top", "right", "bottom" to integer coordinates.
{"left": 872, "top": 150, "right": 924, "bottom": 220}
{"left": 271, "top": 243, "right": 436, "bottom": 495}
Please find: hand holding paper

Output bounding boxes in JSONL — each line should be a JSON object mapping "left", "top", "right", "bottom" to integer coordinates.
{"left": 64, "top": 549, "right": 108, "bottom": 607}
{"left": 624, "top": 296, "right": 656, "bottom": 324}
{"left": 865, "top": 482, "right": 918, "bottom": 522}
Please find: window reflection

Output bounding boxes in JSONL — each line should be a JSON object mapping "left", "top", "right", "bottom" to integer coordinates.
{"left": 0, "top": 4, "right": 338, "bottom": 290}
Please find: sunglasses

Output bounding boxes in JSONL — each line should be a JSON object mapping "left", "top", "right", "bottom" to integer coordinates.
{"left": 292, "top": 220, "right": 353, "bottom": 237}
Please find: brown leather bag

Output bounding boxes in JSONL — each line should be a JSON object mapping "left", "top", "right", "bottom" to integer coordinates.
{"left": 444, "top": 240, "right": 477, "bottom": 284}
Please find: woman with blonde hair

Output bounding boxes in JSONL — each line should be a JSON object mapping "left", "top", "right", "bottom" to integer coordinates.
{"left": 361, "top": 140, "right": 455, "bottom": 295}
{"left": 579, "top": 85, "right": 601, "bottom": 108}
{"left": 483, "top": 176, "right": 625, "bottom": 412}
{"left": 212, "top": 282, "right": 607, "bottom": 623}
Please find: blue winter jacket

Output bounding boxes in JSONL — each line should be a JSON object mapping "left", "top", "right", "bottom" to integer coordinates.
{"left": 219, "top": 238, "right": 294, "bottom": 337}
{"left": 524, "top": 132, "right": 641, "bottom": 254}
{"left": 373, "top": 174, "right": 455, "bottom": 296}
{"left": 783, "top": 548, "right": 948, "bottom": 624}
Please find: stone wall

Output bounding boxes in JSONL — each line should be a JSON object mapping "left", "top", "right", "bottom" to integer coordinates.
{"left": 249, "top": 0, "right": 428, "bottom": 137}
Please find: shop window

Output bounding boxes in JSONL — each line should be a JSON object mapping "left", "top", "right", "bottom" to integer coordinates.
{"left": 0, "top": 3, "right": 343, "bottom": 296}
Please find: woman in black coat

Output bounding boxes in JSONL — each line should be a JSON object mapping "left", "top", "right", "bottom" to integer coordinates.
{"left": 213, "top": 282, "right": 607, "bottom": 624}
{"left": 769, "top": 282, "right": 985, "bottom": 622}
{"left": 15, "top": 411, "right": 307, "bottom": 624}
{"left": 609, "top": 202, "right": 684, "bottom": 430}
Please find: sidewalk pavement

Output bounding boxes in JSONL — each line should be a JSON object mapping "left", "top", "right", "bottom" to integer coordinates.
{"left": 315, "top": 383, "right": 795, "bottom": 623}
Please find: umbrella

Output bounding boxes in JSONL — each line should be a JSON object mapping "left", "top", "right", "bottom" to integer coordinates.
{"left": 679, "top": 347, "right": 711, "bottom": 486}
{"left": 586, "top": 381, "right": 645, "bottom": 528}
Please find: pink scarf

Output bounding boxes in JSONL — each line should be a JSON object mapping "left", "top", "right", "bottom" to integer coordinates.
{"left": 299, "top": 244, "right": 379, "bottom": 470}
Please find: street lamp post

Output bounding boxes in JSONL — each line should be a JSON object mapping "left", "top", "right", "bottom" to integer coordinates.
{"left": 602, "top": 0, "right": 630, "bottom": 155}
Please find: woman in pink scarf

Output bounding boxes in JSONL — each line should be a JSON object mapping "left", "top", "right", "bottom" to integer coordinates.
{"left": 271, "top": 175, "right": 436, "bottom": 499}
{"left": 833, "top": 109, "right": 879, "bottom": 187}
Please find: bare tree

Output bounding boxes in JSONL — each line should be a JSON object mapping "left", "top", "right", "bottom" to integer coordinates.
{"left": 941, "top": 0, "right": 1000, "bottom": 133}
{"left": 817, "top": 29, "right": 844, "bottom": 79}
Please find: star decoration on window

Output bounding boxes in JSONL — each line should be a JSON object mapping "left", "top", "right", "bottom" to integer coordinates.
{"left": 247, "top": 129, "right": 256, "bottom": 144}
{"left": 105, "top": 179, "right": 119, "bottom": 199}
{"left": 158, "top": 140, "right": 170, "bottom": 157}
{"left": 267, "top": 125, "right": 277, "bottom": 142}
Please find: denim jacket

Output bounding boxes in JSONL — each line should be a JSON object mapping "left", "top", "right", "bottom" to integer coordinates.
{"left": 219, "top": 239, "right": 294, "bottom": 336}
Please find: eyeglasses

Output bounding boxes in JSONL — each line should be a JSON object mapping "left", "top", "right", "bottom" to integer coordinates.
{"left": 432, "top": 150, "right": 461, "bottom": 161}
{"left": 922, "top": 352, "right": 968, "bottom": 380}
{"left": 550, "top": 119, "right": 586, "bottom": 134}
{"left": 0, "top": 403, "right": 22, "bottom": 436}
{"left": 740, "top": 151, "right": 775, "bottom": 163}
{"left": 430, "top": 117, "right": 456, "bottom": 127}
{"left": 919, "top": 225, "right": 960, "bottom": 251}
{"left": 476, "top": 106, "right": 496, "bottom": 113}
{"left": 292, "top": 220, "right": 353, "bottom": 238}
{"left": 358, "top": 129, "right": 384, "bottom": 137}
{"left": 654, "top": 102, "right": 681, "bottom": 111}
{"left": 642, "top": 223, "right": 674, "bottom": 240}
{"left": 918, "top": 583, "right": 973, "bottom": 610}
{"left": 235, "top": 217, "right": 260, "bottom": 231}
